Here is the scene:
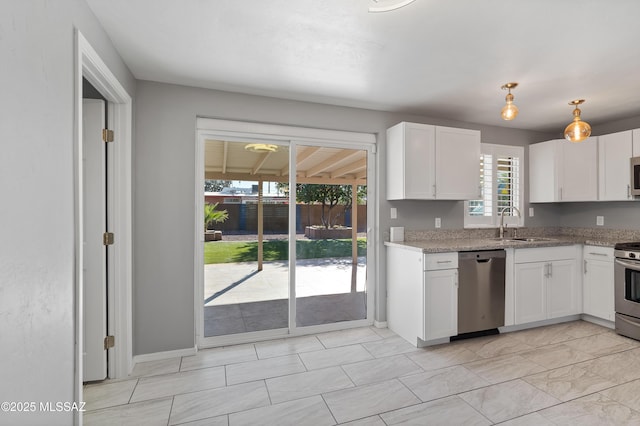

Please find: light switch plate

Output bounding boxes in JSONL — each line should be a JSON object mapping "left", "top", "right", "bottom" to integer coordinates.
{"left": 435, "top": 217, "right": 441, "bottom": 228}
{"left": 390, "top": 207, "right": 397, "bottom": 219}
{"left": 529, "top": 207, "right": 534, "bottom": 217}
{"left": 596, "top": 216, "right": 604, "bottom": 226}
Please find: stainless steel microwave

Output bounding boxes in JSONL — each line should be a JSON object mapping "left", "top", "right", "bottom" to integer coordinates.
{"left": 632, "top": 156, "right": 640, "bottom": 196}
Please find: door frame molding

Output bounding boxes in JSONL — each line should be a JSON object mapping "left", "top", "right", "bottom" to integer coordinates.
{"left": 195, "top": 118, "right": 377, "bottom": 348}
{"left": 74, "top": 29, "right": 133, "bottom": 411}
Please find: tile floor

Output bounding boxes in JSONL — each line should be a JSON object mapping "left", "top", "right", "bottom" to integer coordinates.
{"left": 84, "top": 320, "right": 640, "bottom": 425}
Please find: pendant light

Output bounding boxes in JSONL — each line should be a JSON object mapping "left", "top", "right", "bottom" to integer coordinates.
{"left": 564, "top": 99, "right": 591, "bottom": 143}
{"left": 500, "top": 82, "right": 519, "bottom": 121}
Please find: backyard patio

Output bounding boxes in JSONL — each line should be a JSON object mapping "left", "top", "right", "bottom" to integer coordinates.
{"left": 204, "top": 255, "right": 366, "bottom": 336}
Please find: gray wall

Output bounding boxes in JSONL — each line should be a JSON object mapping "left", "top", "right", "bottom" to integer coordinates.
{"left": 1, "top": 1, "right": 135, "bottom": 424}
{"left": 133, "top": 81, "right": 554, "bottom": 354}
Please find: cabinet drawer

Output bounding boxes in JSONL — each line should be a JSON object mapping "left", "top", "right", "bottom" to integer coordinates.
{"left": 514, "top": 245, "right": 578, "bottom": 263}
{"left": 424, "top": 252, "right": 458, "bottom": 271}
{"left": 583, "top": 245, "right": 614, "bottom": 261}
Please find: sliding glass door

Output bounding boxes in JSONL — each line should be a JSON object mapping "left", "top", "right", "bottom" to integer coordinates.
{"left": 294, "top": 145, "right": 367, "bottom": 327}
{"left": 202, "top": 140, "right": 290, "bottom": 337}
{"left": 197, "top": 120, "right": 375, "bottom": 346}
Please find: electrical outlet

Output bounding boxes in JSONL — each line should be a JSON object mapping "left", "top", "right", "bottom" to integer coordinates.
{"left": 529, "top": 207, "right": 534, "bottom": 217}
{"left": 435, "top": 217, "right": 441, "bottom": 228}
{"left": 596, "top": 216, "right": 604, "bottom": 226}
{"left": 390, "top": 207, "right": 397, "bottom": 219}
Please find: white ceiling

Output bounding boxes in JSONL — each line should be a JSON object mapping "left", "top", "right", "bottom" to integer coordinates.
{"left": 86, "top": 0, "right": 640, "bottom": 134}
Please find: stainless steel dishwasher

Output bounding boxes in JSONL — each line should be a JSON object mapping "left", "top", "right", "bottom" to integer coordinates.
{"left": 457, "top": 250, "right": 506, "bottom": 335}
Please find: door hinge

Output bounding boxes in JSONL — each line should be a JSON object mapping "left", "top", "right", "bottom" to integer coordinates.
{"left": 103, "top": 232, "right": 114, "bottom": 246}
{"left": 104, "top": 335, "right": 115, "bottom": 350}
{"left": 102, "top": 128, "right": 114, "bottom": 143}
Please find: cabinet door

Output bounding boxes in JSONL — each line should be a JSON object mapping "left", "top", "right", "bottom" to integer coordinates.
{"left": 560, "top": 137, "right": 598, "bottom": 201}
{"left": 584, "top": 259, "right": 615, "bottom": 321}
{"left": 547, "top": 259, "right": 580, "bottom": 318}
{"left": 514, "top": 262, "right": 546, "bottom": 324}
{"left": 387, "top": 122, "right": 435, "bottom": 200}
{"left": 529, "top": 140, "right": 559, "bottom": 203}
{"left": 387, "top": 247, "right": 425, "bottom": 345}
{"left": 599, "top": 131, "right": 633, "bottom": 201}
{"left": 633, "top": 129, "right": 640, "bottom": 156}
{"left": 434, "top": 126, "right": 481, "bottom": 200}
{"left": 424, "top": 269, "right": 458, "bottom": 340}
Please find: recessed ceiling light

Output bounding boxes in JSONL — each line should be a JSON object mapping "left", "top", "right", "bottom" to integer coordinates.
{"left": 368, "top": 0, "right": 417, "bottom": 13}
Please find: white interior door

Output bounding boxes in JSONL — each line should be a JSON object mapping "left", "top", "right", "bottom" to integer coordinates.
{"left": 83, "top": 99, "right": 107, "bottom": 381}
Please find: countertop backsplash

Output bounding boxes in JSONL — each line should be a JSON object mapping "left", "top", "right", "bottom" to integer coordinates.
{"left": 383, "top": 227, "right": 640, "bottom": 243}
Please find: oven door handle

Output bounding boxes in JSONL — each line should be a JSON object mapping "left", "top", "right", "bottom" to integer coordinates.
{"left": 615, "top": 258, "right": 640, "bottom": 271}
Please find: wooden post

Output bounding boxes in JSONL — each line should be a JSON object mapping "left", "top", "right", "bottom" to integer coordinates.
{"left": 351, "top": 182, "right": 358, "bottom": 292}
{"left": 351, "top": 183, "right": 358, "bottom": 265}
{"left": 258, "top": 179, "right": 263, "bottom": 271}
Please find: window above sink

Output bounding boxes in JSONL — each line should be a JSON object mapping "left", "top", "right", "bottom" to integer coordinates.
{"left": 465, "top": 143, "right": 524, "bottom": 229}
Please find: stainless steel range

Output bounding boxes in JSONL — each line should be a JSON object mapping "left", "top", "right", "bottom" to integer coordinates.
{"left": 614, "top": 242, "right": 640, "bottom": 340}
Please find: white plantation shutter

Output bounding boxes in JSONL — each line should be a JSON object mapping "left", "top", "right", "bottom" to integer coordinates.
{"left": 465, "top": 144, "right": 524, "bottom": 228}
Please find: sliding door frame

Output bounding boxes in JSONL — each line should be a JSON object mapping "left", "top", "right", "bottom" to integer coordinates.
{"left": 195, "top": 118, "right": 376, "bottom": 349}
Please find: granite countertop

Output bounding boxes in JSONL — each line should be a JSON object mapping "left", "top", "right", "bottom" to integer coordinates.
{"left": 384, "top": 235, "right": 619, "bottom": 253}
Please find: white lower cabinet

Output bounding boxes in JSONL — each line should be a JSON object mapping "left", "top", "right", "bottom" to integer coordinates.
{"left": 514, "top": 246, "right": 581, "bottom": 325}
{"left": 583, "top": 246, "right": 615, "bottom": 321}
{"left": 425, "top": 268, "right": 458, "bottom": 340}
{"left": 386, "top": 246, "right": 457, "bottom": 346}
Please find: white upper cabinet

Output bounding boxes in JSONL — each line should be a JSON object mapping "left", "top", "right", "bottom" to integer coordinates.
{"left": 434, "top": 126, "right": 482, "bottom": 200}
{"left": 529, "top": 140, "right": 559, "bottom": 203}
{"left": 529, "top": 137, "right": 598, "bottom": 202}
{"left": 634, "top": 129, "right": 640, "bottom": 156}
{"left": 387, "top": 122, "right": 435, "bottom": 200}
{"left": 387, "top": 122, "right": 480, "bottom": 200}
{"left": 598, "top": 130, "right": 633, "bottom": 201}
{"left": 561, "top": 137, "right": 599, "bottom": 201}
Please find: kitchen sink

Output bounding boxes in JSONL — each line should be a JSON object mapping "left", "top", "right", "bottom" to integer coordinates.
{"left": 491, "top": 237, "right": 557, "bottom": 243}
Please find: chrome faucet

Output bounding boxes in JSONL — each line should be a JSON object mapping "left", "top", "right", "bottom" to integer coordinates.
{"left": 499, "top": 206, "right": 521, "bottom": 239}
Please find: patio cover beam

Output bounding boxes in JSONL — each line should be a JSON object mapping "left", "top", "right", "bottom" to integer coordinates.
{"left": 205, "top": 171, "right": 365, "bottom": 185}
{"left": 222, "top": 141, "right": 229, "bottom": 174}
{"left": 304, "top": 150, "right": 360, "bottom": 178}
{"left": 251, "top": 152, "right": 272, "bottom": 175}
{"left": 331, "top": 158, "right": 367, "bottom": 179}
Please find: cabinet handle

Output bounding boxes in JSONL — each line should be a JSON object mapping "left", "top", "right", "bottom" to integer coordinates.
{"left": 432, "top": 184, "right": 436, "bottom": 197}
{"left": 629, "top": 184, "right": 632, "bottom": 199}
{"left": 588, "top": 252, "right": 608, "bottom": 257}
{"left": 455, "top": 270, "right": 458, "bottom": 287}
{"left": 584, "top": 259, "right": 587, "bottom": 274}
{"left": 549, "top": 262, "right": 553, "bottom": 277}
{"left": 437, "top": 260, "right": 452, "bottom": 264}
{"left": 559, "top": 188, "right": 563, "bottom": 201}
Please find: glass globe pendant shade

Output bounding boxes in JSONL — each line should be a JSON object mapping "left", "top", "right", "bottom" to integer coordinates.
{"left": 501, "top": 93, "right": 519, "bottom": 120}
{"left": 563, "top": 105, "right": 591, "bottom": 143}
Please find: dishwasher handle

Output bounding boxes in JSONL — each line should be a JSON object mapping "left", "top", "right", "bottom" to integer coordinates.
{"left": 476, "top": 258, "right": 492, "bottom": 264}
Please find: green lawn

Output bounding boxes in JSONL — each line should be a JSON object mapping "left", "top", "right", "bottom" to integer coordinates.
{"left": 204, "top": 238, "right": 367, "bottom": 264}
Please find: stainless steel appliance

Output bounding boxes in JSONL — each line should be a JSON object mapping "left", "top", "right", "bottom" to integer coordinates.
{"left": 457, "top": 250, "right": 506, "bottom": 335}
{"left": 631, "top": 156, "right": 640, "bottom": 196}
{"left": 614, "top": 242, "right": 640, "bottom": 340}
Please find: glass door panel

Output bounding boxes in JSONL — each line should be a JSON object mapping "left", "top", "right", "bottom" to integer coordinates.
{"left": 294, "top": 145, "right": 367, "bottom": 327}
{"left": 203, "top": 139, "right": 289, "bottom": 337}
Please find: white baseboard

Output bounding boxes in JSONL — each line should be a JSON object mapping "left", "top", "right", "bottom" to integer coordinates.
{"left": 499, "top": 315, "right": 581, "bottom": 334}
{"left": 373, "top": 320, "right": 388, "bottom": 329}
{"left": 132, "top": 346, "right": 197, "bottom": 366}
{"left": 581, "top": 314, "right": 615, "bottom": 329}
